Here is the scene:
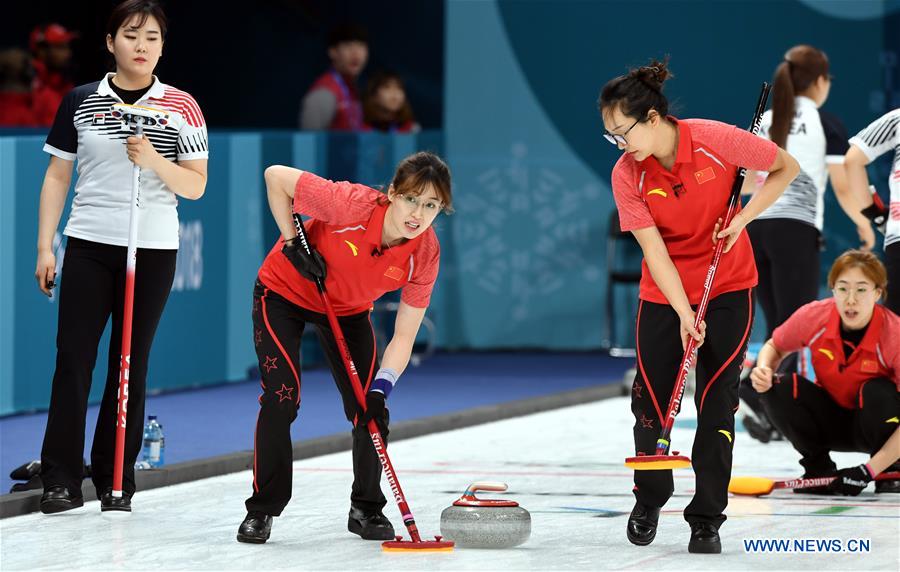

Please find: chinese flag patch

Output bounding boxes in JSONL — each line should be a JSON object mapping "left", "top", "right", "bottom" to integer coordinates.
{"left": 695, "top": 166, "right": 716, "bottom": 184}
{"left": 384, "top": 266, "right": 404, "bottom": 281}
{"left": 860, "top": 359, "right": 878, "bottom": 373}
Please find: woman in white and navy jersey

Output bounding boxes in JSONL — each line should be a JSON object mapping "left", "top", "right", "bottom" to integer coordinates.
{"left": 740, "top": 46, "right": 870, "bottom": 441}
{"left": 35, "top": 0, "right": 208, "bottom": 514}
{"left": 845, "top": 108, "right": 900, "bottom": 315}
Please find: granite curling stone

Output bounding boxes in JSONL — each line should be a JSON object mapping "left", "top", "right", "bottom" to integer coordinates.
{"left": 440, "top": 482, "right": 531, "bottom": 549}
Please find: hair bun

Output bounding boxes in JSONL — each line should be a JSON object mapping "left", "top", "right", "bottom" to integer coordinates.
{"left": 631, "top": 58, "right": 673, "bottom": 91}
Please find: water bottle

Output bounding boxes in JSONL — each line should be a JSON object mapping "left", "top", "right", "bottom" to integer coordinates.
{"left": 141, "top": 416, "right": 165, "bottom": 468}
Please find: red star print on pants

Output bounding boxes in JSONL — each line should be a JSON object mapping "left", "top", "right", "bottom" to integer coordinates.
{"left": 254, "top": 329, "right": 262, "bottom": 346}
{"left": 640, "top": 414, "right": 654, "bottom": 429}
{"left": 262, "top": 356, "right": 278, "bottom": 373}
{"left": 275, "top": 384, "right": 294, "bottom": 403}
{"left": 632, "top": 382, "right": 643, "bottom": 398}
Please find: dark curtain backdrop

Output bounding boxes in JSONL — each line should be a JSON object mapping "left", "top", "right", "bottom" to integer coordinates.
{"left": 2, "top": 0, "right": 445, "bottom": 129}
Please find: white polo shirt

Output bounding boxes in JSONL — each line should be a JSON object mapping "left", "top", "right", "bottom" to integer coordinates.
{"left": 44, "top": 73, "right": 209, "bottom": 249}
{"left": 849, "top": 108, "right": 900, "bottom": 249}
{"left": 755, "top": 96, "right": 849, "bottom": 231}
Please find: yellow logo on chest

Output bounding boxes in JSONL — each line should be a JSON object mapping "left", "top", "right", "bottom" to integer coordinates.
{"left": 817, "top": 348, "right": 834, "bottom": 361}
{"left": 344, "top": 240, "right": 359, "bottom": 256}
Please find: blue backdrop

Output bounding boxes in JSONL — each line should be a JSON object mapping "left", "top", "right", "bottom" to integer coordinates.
{"left": 0, "top": 131, "right": 443, "bottom": 415}
{"left": 1, "top": 0, "right": 898, "bottom": 415}
{"left": 441, "top": 0, "right": 898, "bottom": 350}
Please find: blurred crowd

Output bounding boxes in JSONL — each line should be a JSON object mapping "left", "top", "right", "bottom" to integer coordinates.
{"left": 1, "top": 22, "right": 420, "bottom": 133}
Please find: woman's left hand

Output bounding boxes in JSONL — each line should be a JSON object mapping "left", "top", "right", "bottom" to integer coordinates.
{"left": 126, "top": 135, "right": 160, "bottom": 170}
{"left": 712, "top": 212, "right": 748, "bottom": 253}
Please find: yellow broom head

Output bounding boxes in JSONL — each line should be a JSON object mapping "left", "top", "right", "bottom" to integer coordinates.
{"left": 625, "top": 454, "right": 691, "bottom": 470}
{"left": 728, "top": 476, "right": 775, "bottom": 496}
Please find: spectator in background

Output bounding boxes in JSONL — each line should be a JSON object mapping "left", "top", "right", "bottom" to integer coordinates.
{"left": 30, "top": 23, "right": 78, "bottom": 126}
{"left": 299, "top": 24, "right": 368, "bottom": 131}
{"left": 0, "top": 47, "right": 36, "bottom": 126}
{"left": 363, "top": 70, "right": 419, "bottom": 133}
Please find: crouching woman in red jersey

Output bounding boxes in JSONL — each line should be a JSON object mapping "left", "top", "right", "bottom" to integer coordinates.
{"left": 600, "top": 59, "right": 799, "bottom": 553}
{"left": 236, "top": 152, "right": 453, "bottom": 544}
{"left": 751, "top": 250, "right": 900, "bottom": 495}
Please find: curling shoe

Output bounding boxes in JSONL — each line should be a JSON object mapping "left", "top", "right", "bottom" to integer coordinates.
{"left": 626, "top": 502, "right": 660, "bottom": 546}
{"left": 100, "top": 488, "right": 132, "bottom": 512}
{"left": 348, "top": 505, "right": 395, "bottom": 540}
{"left": 237, "top": 511, "right": 273, "bottom": 544}
{"left": 40, "top": 485, "right": 84, "bottom": 514}
{"left": 688, "top": 522, "right": 722, "bottom": 554}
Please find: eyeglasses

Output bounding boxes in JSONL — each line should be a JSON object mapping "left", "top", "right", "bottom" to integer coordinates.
{"left": 832, "top": 286, "right": 877, "bottom": 300}
{"left": 603, "top": 118, "right": 640, "bottom": 146}
{"left": 401, "top": 194, "right": 443, "bottom": 213}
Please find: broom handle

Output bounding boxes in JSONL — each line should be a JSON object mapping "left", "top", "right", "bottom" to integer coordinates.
{"left": 655, "top": 83, "right": 771, "bottom": 455}
{"left": 292, "top": 213, "right": 422, "bottom": 542}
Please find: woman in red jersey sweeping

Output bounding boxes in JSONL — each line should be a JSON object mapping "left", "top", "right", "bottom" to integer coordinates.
{"left": 236, "top": 152, "right": 453, "bottom": 544}
{"left": 599, "top": 59, "right": 799, "bottom": 553}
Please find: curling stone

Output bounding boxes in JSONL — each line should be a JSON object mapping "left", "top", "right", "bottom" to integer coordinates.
{"left": 440, "top": 482, "right": 530, "bottom": 549}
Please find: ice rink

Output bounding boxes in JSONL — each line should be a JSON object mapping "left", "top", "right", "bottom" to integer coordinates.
{"left": 2, "top": 396, "right": 898, "bottom": 571}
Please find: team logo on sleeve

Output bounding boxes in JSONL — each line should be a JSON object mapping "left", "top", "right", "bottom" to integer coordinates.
{"left": 694, "top": 167, "right": 716, "bottom": 184}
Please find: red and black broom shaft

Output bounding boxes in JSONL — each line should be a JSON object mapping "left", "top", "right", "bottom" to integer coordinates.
{"left": 655, "top": 83, "right": 771, "bottom": 456}
{"left": 292, "top": 213, "right": 423, "bottom": 543}
{"left": 113, "top": 120, "right": 144, "bottom": 497}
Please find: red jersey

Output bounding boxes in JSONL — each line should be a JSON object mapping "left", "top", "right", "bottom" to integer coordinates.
{"left": 612, "top": 118, "right": 778, "bottom": 304}
{"left": 773, "top": 299, "right": 900, "bottom": 409}
{"left": 257, "top": 172, "right": 440, "bottom": 315}
{"left": 308, "top": 70, "right": 363, "bottom": 131}
{"left": 30, "top": 59, "right": 73, "bottom": 127}
{"left": 0, "top": 92, "right": 36, "bottom": 126}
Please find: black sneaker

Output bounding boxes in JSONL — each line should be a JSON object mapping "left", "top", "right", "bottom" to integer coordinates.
{"left": 237, "top": 511, "right": 273, "bottom": 544}
{"left": 100, "top": 488, "right": 133, "bottom": 512}
{"left": 688, "top": 522, "right": 721, "bottom": 554}
{"left": 40, "top": 485, "right": 84, "bottom": 514}
{"left": 626, "top": 502, "right": 660, "bottom": 546}
{"left": 348, "top": 506, "right": 395, "bottom": 540}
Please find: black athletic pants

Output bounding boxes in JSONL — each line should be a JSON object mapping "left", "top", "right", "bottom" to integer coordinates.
{"left": 245, "top": 280, "right": 388, "bottom": 517}
{"left": 886, "top": 242, "right": 899, "bottom": 315}
{"left": 747, "top": 218, "right": 820, "bottom": 369}
{"left": 41, "top": 237, "right": 177, "bottom": 498}
{"left": 631, "top": 289, "right": 755, "bottom": 527}
{"left": 761, "top": 375, "right": 900, "bottom": 476}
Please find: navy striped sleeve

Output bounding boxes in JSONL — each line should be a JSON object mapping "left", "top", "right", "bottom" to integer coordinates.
{"left": 44, "top": 82, "right": 100, "bottom": 160}
{"left": 819, "top": 109, "right": 849, "bottom": 164}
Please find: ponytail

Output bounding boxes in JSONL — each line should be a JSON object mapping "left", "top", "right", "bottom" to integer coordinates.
{"left": 769, "top": 60, "right": 795, "bottom": 148}
{"left": 769, "top": 45, "right": 830, "bottom": 149}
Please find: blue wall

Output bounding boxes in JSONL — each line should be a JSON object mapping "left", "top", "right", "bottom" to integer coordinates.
{"left": 0, "top": 131, "right": 443, "bottom": 415}
{"left": 442, "top": 0, "right": 898, "bottom": 350}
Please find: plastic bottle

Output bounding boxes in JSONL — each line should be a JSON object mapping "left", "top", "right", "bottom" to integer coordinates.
{"left": 141, "top": 416, "right": 164, "bottom": 468}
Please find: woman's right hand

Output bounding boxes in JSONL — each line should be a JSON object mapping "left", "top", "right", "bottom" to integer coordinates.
{"left": 35, "top": 249, "right": 56, "bottom": 297}
{"left": 750, "top": 365, "right": 774, "bottom": 393}
{"left": 679, "top": 311, "right": 706, "bottom": 351}
{"left": 856, "top": 223, "right": 876, "bottom": 252}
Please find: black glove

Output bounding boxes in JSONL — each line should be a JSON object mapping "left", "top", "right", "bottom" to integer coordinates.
{"left": 861, "top": 194, "right": 888, "bottom": 235}
{"left": 359, "top": 390, "right": 386, "bottom": 427}
{"left": 282, "top": 238, "right": 326, "bottom": 283}
{"left": 861, "top": 204, "right": 888, "bottom": 235}
{"left": 827, "top": 464, "right": 873, "bottom": 496}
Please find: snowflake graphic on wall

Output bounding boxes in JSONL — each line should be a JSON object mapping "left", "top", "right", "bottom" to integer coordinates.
{"left": 457, "top": 142, "right": 602, "bottom": 323}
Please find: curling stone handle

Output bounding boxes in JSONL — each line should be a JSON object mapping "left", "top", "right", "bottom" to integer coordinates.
{"left": 465, "top": 482, "right": 508, "bottom": 495}
{"left": 454, "top": 482, "right": 519, "bottom": 507}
